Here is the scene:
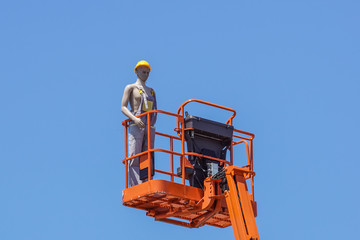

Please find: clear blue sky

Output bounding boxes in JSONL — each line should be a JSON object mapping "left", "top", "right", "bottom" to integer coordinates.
{"left": 1, "top": 1, "right": 359, "bottom": 239}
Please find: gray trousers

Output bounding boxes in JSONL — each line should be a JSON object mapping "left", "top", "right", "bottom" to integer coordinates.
{"left": 128, "top": 124, "right": 155, "bottom": 187}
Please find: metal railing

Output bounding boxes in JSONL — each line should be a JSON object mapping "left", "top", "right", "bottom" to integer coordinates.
{"left": 122, "top": 99, "right": 255, "bottom": 200}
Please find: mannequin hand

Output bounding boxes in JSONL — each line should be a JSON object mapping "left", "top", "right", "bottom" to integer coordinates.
{"left": 134, "top": 117, "right": 145, "bottom": 128}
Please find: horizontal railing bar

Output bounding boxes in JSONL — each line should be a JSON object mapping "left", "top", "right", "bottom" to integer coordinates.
{"left": 123, "top": 149, "right": 236, "bottom": 166}
{"left": 155, "top": 169, "right": 178, "bottom": 177}
{"left": 156, "top": 132, "right": 182, "bottom": 140}
{"left": 233, "top": 128, "right": 255, "bottom": 139}
{"left": 176, "top": 99, "right": 236, "bottom": 126}
{"left": 233, "top": 140, "right": 249, "bottom": 145}
{"left": 122, "top": 110, "right": 182, "bottom": 126}
{"left": 155, "top": 166, "right": 253, "bottom": 179}
{"left": 233, "top": 134, "right": 252, "bottom": 141}
{"left": 122, "top": 148, "right": 183, "bottom": 164}
{"left": 184, "top": 152, "right": 231, "bottom": 165}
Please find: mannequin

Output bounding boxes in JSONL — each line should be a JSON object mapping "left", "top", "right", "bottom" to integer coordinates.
{"left": 121, "top": 60, "right": 157, "bottom": 187}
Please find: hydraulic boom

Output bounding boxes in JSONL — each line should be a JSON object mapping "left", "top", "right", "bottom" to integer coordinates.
{"left": 224, "top": 166, "right": 259, "bottom": 240}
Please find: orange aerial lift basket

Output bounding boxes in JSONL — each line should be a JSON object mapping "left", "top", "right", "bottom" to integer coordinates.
{"left": 122, "top": 99, "right": 260, "bottom": 240}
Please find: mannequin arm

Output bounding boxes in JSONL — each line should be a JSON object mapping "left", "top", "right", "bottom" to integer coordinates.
{"left": 121, "top": 85, "right": 145, "bottom": 128}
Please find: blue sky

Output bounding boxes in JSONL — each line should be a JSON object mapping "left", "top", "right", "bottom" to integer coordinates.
{"left": 1, "top": 1, "right": 359, "bottom": 239}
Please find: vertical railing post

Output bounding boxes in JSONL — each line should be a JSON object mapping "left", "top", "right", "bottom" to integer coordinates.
{"left": 170, "top": 137, "right": 174, "bottom": 182}
{"left": 230, "top": 118, "right": 233, "bottom": 166}
{"left": 147, "top": 112, "right": 152, "bottom": 181}
{"left": 250, "top": 138, "right": 253, "bottom": 172}
{"left": 230, "top": 142, "right": 234, "bottom": 166}
{"left": 181, "top": 107, "right": 185, "bottom": 185}
{"left": 250, "top": 138, "right": 254, "bottom": 201}
{"left": 124, "top": 122, "right": 128, "bottom": 189}
{"left": 245, "top": 141, "right": 250, "bottom": 167}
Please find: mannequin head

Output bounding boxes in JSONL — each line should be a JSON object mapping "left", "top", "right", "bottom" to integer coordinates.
{"left": 136, "top": 66, "right": 150, "bottom": 82}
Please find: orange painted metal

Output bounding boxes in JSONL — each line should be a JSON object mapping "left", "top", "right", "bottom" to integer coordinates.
{"left": 122, "top": 179, "right": 232, "bottom": 228}
{"left": 225, "top": 166, "right": 260, "bottom": 240}
{"left": 147, "top": 112, "right": 151, "bottom": 180}
{"left": 139, "top": 154, "right": 150, "bottom": 171}
{"left": 122, "top": 99, "right": 259, "bottom": 239}
{"left": 176, "top": 99, "right": 237, "bottom": 128}
{"left": 124, "top": 121, "right": 128, "bottom": 189}
{"left": 181, "top": 156, "right": 194, "bottom": 170}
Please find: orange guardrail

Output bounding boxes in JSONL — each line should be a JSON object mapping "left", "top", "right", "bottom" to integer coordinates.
{"left": 121, "top": 99, "right": 255, "bottom": 200}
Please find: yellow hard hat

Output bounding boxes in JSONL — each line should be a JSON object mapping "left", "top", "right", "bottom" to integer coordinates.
{"left": 134, "top": 60, "right": 151, "bottom": 74}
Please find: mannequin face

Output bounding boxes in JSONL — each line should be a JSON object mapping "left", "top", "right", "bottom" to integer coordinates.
{"left": 136, "top": 66, "right": 150, "bottom": 82}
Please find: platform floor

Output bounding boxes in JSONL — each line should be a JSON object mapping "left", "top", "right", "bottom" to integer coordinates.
{"left": 122, "top": 179, "right": 231, "bottom": 228}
